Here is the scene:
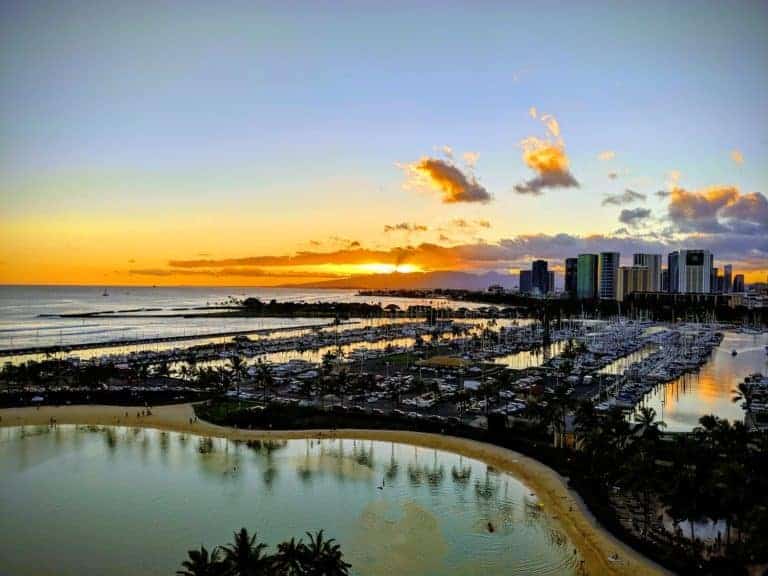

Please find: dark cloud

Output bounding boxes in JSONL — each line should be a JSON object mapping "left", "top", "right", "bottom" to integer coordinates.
{"left": 514, "top": 170, "right": 579, "bottom": 196}
{"left": 404, "top": 157, "right": 491, "bottom": 203}
{"left": 608, "top": 172, "right": 618, "bottom": 180}
{"left": 667, "top": 186, "right": 767, "bottom": 236}
{"left": 619, "top": 207, "right": 652, "bottom": 227}
{"left": 383, "top": 222, "right": 429, "bottom": 233}
{"left": 602, "top": 189, "right": 647, "bottom": 206}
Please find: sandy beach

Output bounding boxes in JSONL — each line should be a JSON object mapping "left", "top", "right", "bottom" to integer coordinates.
{"left": 0, "top": 403, "right": 672, "bottom": 576}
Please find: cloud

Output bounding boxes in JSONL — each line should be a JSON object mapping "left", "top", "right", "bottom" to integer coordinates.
{"left": 514, "top": 114, "right": 579, "bottom": 196}
{"left": 166, "top": 228, "right": 768, "bottom": 281}
{"left": 514, "top": 137, "right": 579, "bottom": 195}
{"left": 619, "top": 207, "right": 652, "bottom": 227}
{"left": 462, "top": 151, "right": 480, "bottom": 168}
{"left": 598, "top": 150, "right": 616, "bottom": 161}
{"left": 441, "top": 145, "right": 454, "bottom": 159}
{"left": 655, "top": 189, "right": 670, "bottom": 198}
{"left": 529, "top": 107, "right": 537, "bottom": 119}
{"left": 540, "top": 114, "right": 560, "bottom": 138}
{"left": 130, "top": 268, "right": 342, "bottom": 279}
{"left": 667, "top": 185, "right": 768, "bottom": 235}
{"left": 730, "top": 149, "right": 744, "bottom": 165}
{"left": 608, "top": 172, "right": 618, "bottom": 180}
{"left": 383, "top": 222, "right": 429, "bottom": 233}
{"left": 403, "top": 157, "right": 491, "bottom": 203}
{"left": 602, "top": 189, "right": 647, "bottom": 206}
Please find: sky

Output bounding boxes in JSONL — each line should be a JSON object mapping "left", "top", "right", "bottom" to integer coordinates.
{"left": 1, "top": 0, "right": 766, "bottom": 285}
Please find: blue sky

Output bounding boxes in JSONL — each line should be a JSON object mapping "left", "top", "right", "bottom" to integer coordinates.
{"left": 1, "top": 0, "right": 766, "bottom": 284}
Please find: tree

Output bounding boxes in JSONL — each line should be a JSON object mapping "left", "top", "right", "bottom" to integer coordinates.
{"left": 176, "top": 546, "right": 228, "bottom": 576}
{"left": 221, "top": 528, "right": 270, "bottom": 576}
{"left": 301, "top": 530, "right": 351, "bottom": 576}
{"left": 257, "top": 360, "right": 274, "bottom": 404}
{"left": 273, "top": 537, "right": 305, "bottom": 575}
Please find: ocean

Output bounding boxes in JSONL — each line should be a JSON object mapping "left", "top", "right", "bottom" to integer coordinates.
{"left": 0, "top": 285, "right": 472, "bottom": 352}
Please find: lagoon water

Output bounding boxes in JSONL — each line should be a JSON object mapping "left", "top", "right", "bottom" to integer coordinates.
{"left": 0, "top": 425, "right": 580, "bottom": 576}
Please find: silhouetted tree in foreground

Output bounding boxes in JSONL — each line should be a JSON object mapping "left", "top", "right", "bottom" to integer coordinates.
{"left": 177, "top": 528, "right": 351, "bottom": 576}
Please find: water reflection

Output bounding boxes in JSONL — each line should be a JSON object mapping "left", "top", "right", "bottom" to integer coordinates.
{"left": 641, "top": 331, "right": 768, "bottom": 431}
{"left": 0, "top": 425, "right": 581, "bottom": 576}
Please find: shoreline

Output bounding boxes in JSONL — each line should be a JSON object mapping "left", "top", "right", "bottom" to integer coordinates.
{"left": 0, "top": 403, "right": 671, "bottom": 576}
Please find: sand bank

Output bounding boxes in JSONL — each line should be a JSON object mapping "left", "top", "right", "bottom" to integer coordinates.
{"left": 0, "top": 403, "right": 671, "bottom": 576}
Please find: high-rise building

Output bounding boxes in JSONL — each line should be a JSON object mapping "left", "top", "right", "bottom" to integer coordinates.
{"left": 733, "top": 274, "right": 745, "bottom": 293}
{"left": 531, "top": 260, "right": 549, "bottom": 295}
{"left": 677, "top": 249, "right": 713, "bottom": 293}
{"left": 548, "top": 271, "right": 555, "bottom": 294}
{"left": 564, "top": 258, "right": 578, "bottom": 296}
{"left": 519, "top": 270, "right": 532, "bottom": 294}
{"left": 668, "top": 252, "right": 679, "bottom": 293}
{"left": 618, "top": 266, "right": 650, "bottom": 300}
{"left": 633, "top": 253, "right": 662, "bottom": 291}
{"left": 710, "top": 267, "right": 720, "bottom": 293}
{"left": 661, "top": 268, "right": 669, "bottom": 292}
{"left": 724, "top": 264, "right": 733, "bottom": 293}
{"left": 598, "top": 252, "right": 620, "bottom": 300}
{"left": 577, "top": 254, "right": 599, "bottom": 299}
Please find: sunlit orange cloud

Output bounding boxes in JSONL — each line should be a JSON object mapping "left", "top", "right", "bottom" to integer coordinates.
{"left": 402, "top": 157, "right": 491, "bottom": 203}
{"left": 514, "top": 113, "right": 579, "bottom": 195}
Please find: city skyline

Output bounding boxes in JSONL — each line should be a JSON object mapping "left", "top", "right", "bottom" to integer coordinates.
{"left": 1, "top": 0, "right": 767, "bottom": 286}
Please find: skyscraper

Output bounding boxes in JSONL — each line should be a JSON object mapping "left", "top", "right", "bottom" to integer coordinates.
{"left": 733, "top": 274, "right": 745, "bottom": 293}
{"left": 677, "top": 249, "right": 713, "bottom": 293}
{"left": 577, "top": 254, "right": 598, "bottom": 299}
{"left": 661, "top": 268, "right": 669, "bottom": 292}
{"left": 548, "top": 271, "right": 555, "bottom": 294}
{"left": 724, "top": 264, "right": 733, "bottom": 293}
{"left": 633, "top": 253, "right": 662, "bottom": 291}
{"left": 598, "top": 252, "right": 620, "bottom": 300}
{"left": 531, "top": 260, "right": 549, "bottom": 295}
{"left": 618, "top": 266, "right": 650, "bottom": 300}
{"left": 710, "top": 267, "right": 720, "bottom": 293}
{"left": 668, "top": 252, "right": 679, "bottom": 293}
{"left": 519, "top": 270, "right": 532, "bottom": 294}
{"left": 564, "top": 258, "right": 578, "bottom": 296}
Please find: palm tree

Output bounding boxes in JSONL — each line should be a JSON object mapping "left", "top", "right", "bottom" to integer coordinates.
{"left": 635, "top": 406, "right": 666, "bottom": 441}
{"left": 732, "top": 381, "right": 755, "bottom": 413}
{"left": 229, "top": 355, "right": 245, "bottom": 401}
{"left": 301, "top": 530, "right": 351, "bottom": 576}
{"left": 221, "top": 528, "right": 270, "bottom": 576}
{"left": 257, "top": 360, "right": 274, "bottom": 405}
{"left": 177, "top": 546, "right": 228, "bottom": 576}
{"left": 273, "top": 537, "right": 305, "bottom": 575}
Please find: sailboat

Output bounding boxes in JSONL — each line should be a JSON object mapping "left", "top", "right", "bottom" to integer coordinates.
{"left": 102, "top": 288, "right": 109, "bottom": 297}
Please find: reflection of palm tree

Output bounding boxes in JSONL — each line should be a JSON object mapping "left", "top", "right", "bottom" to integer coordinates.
{"left": 385, "top": 443, "right": 399, "bottom": 482}
{"left": 425, "top": 450, "right": 445, "bottom": 488}
{"left": 176, "top": 546, "right": 227, "bottom": 576}
{"left": 474, "top": 467, "right": 497, "bottom": 500}
{"left": 451, "top": 455, "right": 472, "bottom": 486}
{"left": 222, "top": 528, "right": 270, "bottom": 575}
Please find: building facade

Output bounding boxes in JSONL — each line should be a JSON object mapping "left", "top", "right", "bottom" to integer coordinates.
{"left": 531, "top": 260, "right": 549, "bottom": 295}
{"left": 677, "top": 249, "right": 713, "bottom": 293}
{"left": 519, "top": 270, "right": 532, "bottom": 294}
{"left": 733, "top": 274, "right": 745, "bottom": 293}
{"left": 598, "top": 252, "right": 620, "bottom": 300}
{"left": 577, "top": 254, "right": 598, "bottom": 299}
{"left": 618, "top": 266, "right": 650, "bottom": 301}
{"left": 724, "top": 264, "right": 733, "bottom": 293}
{"left": 564, "top": 258, "right": 578, "bottom": 296}
{"left": 668, "top": 252, "right": 679, "bottom": 293}
{"left": 633, "top": 253, "right": 662, "bottom": 291}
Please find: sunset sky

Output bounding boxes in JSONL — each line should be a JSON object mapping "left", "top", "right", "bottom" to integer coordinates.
{"left": 1, "top": 1, "right": 766, "bottom": 285}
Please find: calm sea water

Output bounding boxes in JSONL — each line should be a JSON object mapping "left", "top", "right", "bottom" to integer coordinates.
{"left": 0, "top": 426, "right": 580, "bottom": 576}
{"left": 641, "top": 331, "right": 768, "bottom": 432}
{"left": 0, "top": 285, "right": 477, "bottom": 352}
